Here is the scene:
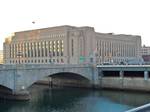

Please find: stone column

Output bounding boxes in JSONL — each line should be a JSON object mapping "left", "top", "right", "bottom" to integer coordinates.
{"left": 98, "top": 69, "right": 103, "bottom": 78}
{"left": 144, "top": 71, "right": 149, "bottom": 80}
{"left": 119, "top": 70, "right": 124, "bottom": 89}
{"left": 91, "top": 66, "right": 99, "bottom": 89}
{"left": 98, "top": 69, "right": 103, "bottom": 88}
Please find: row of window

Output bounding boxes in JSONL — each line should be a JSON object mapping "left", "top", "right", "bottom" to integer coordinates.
{"left": 45, "top": 34, "right": 65, "bottom": 38}
{"left": 96, "top": 40, "right": 137, "bottom": 57}
{"left": 96, "top": 57, "right": 129, "bottom": 64}
{"left": 9, "top": 58, "right": 64, "bottom": 64}
{"left": 10, "top": 40, "right": 64, "bottom": 58}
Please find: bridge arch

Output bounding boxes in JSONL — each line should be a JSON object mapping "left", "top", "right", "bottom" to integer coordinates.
{"left": 18, "top": 67, "right": 93, "bottom": 90}
{"left": 31, "top": 72, "right": 91, "bottom": 88}
{"left": 0, "top": 85, "right": 13, "bottom": 94}
{"left": 50, "top": 72, "right": 90, "bottom": 80}
{"left": 0, "top": 83, "right": 13, "bottom": 91}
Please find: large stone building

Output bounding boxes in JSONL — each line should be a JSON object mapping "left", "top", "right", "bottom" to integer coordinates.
{"left": 141, "top": 45, "right": 150, "bottom": 64}
{"left": 0, "top": 50, "right": 3, "bottom": 64}
{"left": 3, "top": 25, "right": 142, "bottom": 64}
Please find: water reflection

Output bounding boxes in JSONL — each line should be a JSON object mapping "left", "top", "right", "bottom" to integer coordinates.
{"left": 99, "top": 90, "right": 150, "bottom": 107}
{"left": 0, "top": 85, "right": 150, "bottom": 112}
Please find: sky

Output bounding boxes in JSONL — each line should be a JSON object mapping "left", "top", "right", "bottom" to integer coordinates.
{"left": 0, "top": 0, "right": 150, "bottom": 50}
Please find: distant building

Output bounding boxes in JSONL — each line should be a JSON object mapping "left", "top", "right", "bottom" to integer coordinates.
{"left": 141, "top": 46, "right": 150, "bottom": 64}
{"left": 0, "top": 50, "right": 3, "bottom": 64}
{"left": 141, "top": 45, "right": 150, "bottom": 55}
{"left": 3, "top": 25, "right": 142, "bottom": 64}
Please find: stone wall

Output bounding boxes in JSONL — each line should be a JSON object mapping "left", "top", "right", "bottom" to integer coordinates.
{"left": 100, "top": 77, "right": 150, "bottom": 91}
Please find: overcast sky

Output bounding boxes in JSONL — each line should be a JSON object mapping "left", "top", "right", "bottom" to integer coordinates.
{"left": 0, "top": 0, "right": 150, "bottom": 50}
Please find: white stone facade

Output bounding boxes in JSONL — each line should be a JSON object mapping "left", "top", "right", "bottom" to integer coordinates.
{"left": 3, "top": 25, "right": 141, "bottom": 64}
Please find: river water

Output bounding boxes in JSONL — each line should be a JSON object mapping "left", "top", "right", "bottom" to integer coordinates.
{"left": 0, "top": 85, "right": 150, "bottom": 112}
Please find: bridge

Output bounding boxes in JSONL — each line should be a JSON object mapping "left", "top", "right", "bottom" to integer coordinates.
{"left": 97, "top": 65, "right": 150, "bottom": 92}
{"left": 1, "top": 64, "right": 150, "bottom": 100}
{"left": 0, "top": 64, "right": 99, "bottom": 100}
{"left": 97, "top": 65, "right": 150, "bottom": 79}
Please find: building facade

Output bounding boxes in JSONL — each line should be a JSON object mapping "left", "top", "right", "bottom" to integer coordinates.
{"left": 0, "top": 50, "right": 3, "bottom": 64}
{"left": 3, "top": 25, "right": 142, "bottom": 64}
{"left": 141, "top": 45, "right": 150, "bottom": 55}
{"left": 141, "top": 46, "right": 150, "bottom": 64}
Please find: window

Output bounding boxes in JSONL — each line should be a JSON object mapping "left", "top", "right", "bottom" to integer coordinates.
{"left": 24, "top": 43, "right": 27, "bottom": 57}
{"left": 38, "top": 42, "right": 40, "bottom": 57}
{"left": 49, "top": 59, "right": 51, "bottom": 63}
{"left": 61, "top": 58, "right": 64, "bottom": 63}
{"left": 60, "top": 40, "right": 64, "bottom": 56}
{"left": 34, "top": 42, "right": 37, "bottom": 57}
{"left": 10, "top": 45, "right": 12, "bottom": 58}
{"left": 45, "top": 41, "right": 48, "bottom": 57}
{"left": 71, "top": 39, "right": 74, "bottom": 56}
{"left": 57, "top": 40, "right": 60, "bottom": 56}
{"left": 31, "top": 43, "right": 33, "bottom": 57}
{"left": 41, "top": 42, "right": 44, "bottom": 57}
{"left": 57, "top": 59, "right": 59, "bottom": 63}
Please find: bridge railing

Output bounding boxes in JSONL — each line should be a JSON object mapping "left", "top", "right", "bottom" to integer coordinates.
{"left": 126, "top": 103, "right": 150, "bottom": 112}
{"left": 0, "top": 64, "right": 93, "bottom": 70}
{"left": 97, "top": 64, "right": 150, "bottom": 68}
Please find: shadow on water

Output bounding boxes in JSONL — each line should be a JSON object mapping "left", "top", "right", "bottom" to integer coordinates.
{"left": 0, "top": 85, "right": 150, "bottom": 112}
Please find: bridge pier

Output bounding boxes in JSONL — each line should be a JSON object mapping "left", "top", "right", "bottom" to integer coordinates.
{"left": 119, "top": 71, "right": 124, "bottom": 78}
{"left": 144, "top": 71, "right": 149, "bottom": 80}
{"left": 91, "top": 66, "right": 100, "bottom": 89}
{"left": 11, "top": 90, "right": 30, "bottom": 101}
{"left": 0, "top": 89, "right": 30, "bottom": 101}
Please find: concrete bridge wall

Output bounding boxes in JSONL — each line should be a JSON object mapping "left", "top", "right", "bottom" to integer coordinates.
{"left": 97, "top": 65, "right": 150, "bottom": 91}
{"left": 99, "top": 77, "right": 150, "bottom": 91}
{"left": 2, "top": 64, "right": 150, "bottom": 100}
{"left": 0, "top": 69, "right": 15, "bottom": 91}
{"left": 0, "top": 64, "right": 99, "bottom": 93}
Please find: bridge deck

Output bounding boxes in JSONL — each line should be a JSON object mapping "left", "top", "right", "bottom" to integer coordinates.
{"left": 97, "top": 65, "right": 150, "bottom": 71}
